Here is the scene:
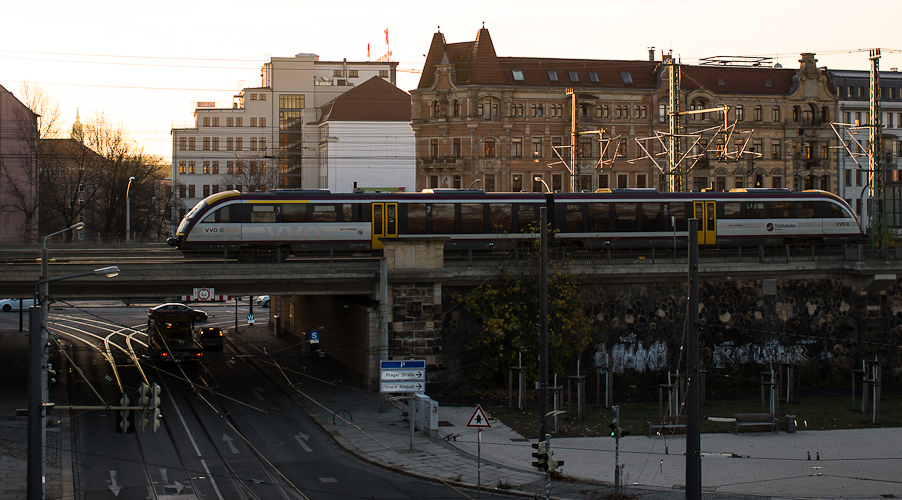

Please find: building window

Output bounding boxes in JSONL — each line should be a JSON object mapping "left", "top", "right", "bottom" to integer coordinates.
{"left": 599, "top": 105, "right": 610, "bottom": 118}
{"left": 379, "top": 70, "right": 389, "bottom": 78}
{"left": 188, "top": 137, "right": 196, "bottom": 150}
{"left": 588, "top": 71, "right": 599, "bottom": 83}
{"left": 212, "top": 117, "right": 219, "bottom": 127}
{"left": 249, "top": 93, "right": 257, "bottom": 100}
{"left": 203, "top": 185, "right": 210, "bottom": 197}
{"left": 735, "top": 105, "right": 744, "bottom": 121}
{"left": 433, "top": 101, "right": 441, "bottom": 117}
{"left": 772, "top": 106, "right": 781, "bottom": 122}
{"left": 260, "top": 117, "right": 266, "bottom": 127}
{"left": 188, "top": 185, "right": 196, "bottom": 198}
{"left": 179, "top": 137, "right": 186, "bottom": 150}
{"left": 453, "top": 100, "right": 461, "bottom": 117}
{"left": 821, "top": 141, "right": 829, "bottom": 160}
{"left": 771, "top": 139, "right": 782, "bottom": 159}
{"left": 236, "top": 117, "right": 243, "bottom": 127}
{"left": 250, "top": 138, "right": 257, "bottom": 151}
{"left": 547, "top": 70, "right": 558, "bottom": 82}
{"left": 260, "top": 137, "right": 266, "bottom": 151}
{"left": 179, "top": 161, "right": 186, "bottom": 174}
{"left": 179, "top": 185, "right": 186, "bottom": 198}
{"left": 512, "top": 174, "right": 523, "bottom": 192}
{"left": 617, "top": 174, "right": 628, "bottom": 188}
{"left": 203, "top": 117, "right": 210, "bottom": 127}
{"left": 845, "top": 169, "right": 852, "bottom": 186}
{"left": 429, "top": 139, "right": 439, "bottom": 158}
{"left": 636, "top": 174, "right": 647, "bottom": 188}
{"left": 453, "top": 138, "right": 462, "bottom": 157}
{"left": 227, "top": 137, "right": 233, "bottom": 150}
{"left": 532, "top": 138, "right": 543, "bottom": 159}
{"left": 236, "top": 137, "right": 243, "bottom": 150}
{"left": 188, "top": 161, "right": 196, "bottom": 174}
{"left": 212, "top": 137, "right": 219, "bottom": 150}
{"left": 250, "top": 117, "right": 257, "bottom": 127}
{"left": 226, "top": 161, "right": 233, "bottom": 174}
{"left": 348, "top": 70, "right": 358, "bottom": 78}
{"left": 484, "top": 138, "right": 496, "bottom": 157}
{"left": 227, "top": 117, "right": 234, "bottom": 127}
{"left": 512, "top": 70, "right": 524, "bottom": 81}
{"left": 512, "top": 137, "right": 523, "bottom": 157}
{"left": 212, "top": 161, "right": 219, "bottom": 174}
{"left": 203, "top": 137, "right": 210, "bottom": 150}
{"left": 203, "top": 161, "right": 210, "bottom": 174}
{"left": 569, "top": 71, "right": 579, "bottom": 82}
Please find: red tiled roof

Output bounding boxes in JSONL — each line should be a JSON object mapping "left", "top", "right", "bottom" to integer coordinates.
{"left": 319, "top": 76, "right": 411, "bottom": 123}
{"left": 680, "top": 66, "right": 796, "bottom": 94}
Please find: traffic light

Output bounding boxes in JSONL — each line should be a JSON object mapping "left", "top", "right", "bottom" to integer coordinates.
{"left": 47, "top": 363, "right": 57, "bottom": 388}
{"left": 609, "top": 419, "right": 630, "bottom": 438}
{"left": 150, "top": 383, "right": 162, "bottom": 433}
{"left": 137, "top": 383, "right": 151, "bottom": 432}
{"left": 116, "top": 393, "right": 134, "bottom": 434}
{"left": 609, "top": 420, "right": 617, "bottom": 437}
{"left": 547, "top": 451, "right": 564, "bottom": 471}
{"left": 531, "top": 440, "right": 548, "bottom": 471}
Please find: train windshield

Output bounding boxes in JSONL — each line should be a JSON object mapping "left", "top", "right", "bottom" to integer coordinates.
{"left": 176, "top": 190, "right": 240, "bottom": 235}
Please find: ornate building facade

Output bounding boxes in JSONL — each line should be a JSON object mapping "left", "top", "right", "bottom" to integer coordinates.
{"left": 411, "top": 28, "right": 839, "bottom": 195}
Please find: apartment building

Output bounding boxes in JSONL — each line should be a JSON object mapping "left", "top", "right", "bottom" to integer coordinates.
{"left": 411, "top": 28, "right": 838, "bottom": 196}
{"left": 171, "top": 53, "right": 398, "bottom": 220}
{"left": 0, "top": 84, "right": 38, "bottom": 243}
{"left": 828, "top": 69, "right": 902, "bottom": 230}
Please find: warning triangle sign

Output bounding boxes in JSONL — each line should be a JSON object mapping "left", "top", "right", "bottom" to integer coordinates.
{"left": 466, "top": 404, "right": 492, "bottom": 428}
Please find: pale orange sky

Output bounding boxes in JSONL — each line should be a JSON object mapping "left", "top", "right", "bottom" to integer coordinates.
{"left": 1, "top": 0, "right": 898, "bottom": 162}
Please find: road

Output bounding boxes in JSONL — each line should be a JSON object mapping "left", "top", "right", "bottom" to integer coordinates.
{"left": 41, "top": 302, "right": 514, "bottom": 500}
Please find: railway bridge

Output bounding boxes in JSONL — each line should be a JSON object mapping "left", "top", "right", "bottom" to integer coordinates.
{"left": 3, "top": 239, "right": 901, "bottom": 387}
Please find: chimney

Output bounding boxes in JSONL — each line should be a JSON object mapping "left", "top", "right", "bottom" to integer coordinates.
{"left": 648, "top": 47, "right": 656, "bottom": 62}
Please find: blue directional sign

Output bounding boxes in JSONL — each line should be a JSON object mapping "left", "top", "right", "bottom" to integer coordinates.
{"left": 247, "top": 313, "right": 255, "bottom": 324}
{"left": 380, "top": 360, "right": 426, "bottom": 370}
{"left": 309, "top": 330, "right": 320, "bottom": 344}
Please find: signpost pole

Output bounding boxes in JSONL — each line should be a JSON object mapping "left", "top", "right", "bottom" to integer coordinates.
{"left": 409, "top": 394, "right": 415, "bottom": 451}
{"left": 477, "top": 428, "right": 482, "bottom": 495}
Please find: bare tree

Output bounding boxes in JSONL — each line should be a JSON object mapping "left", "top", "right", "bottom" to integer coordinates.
{"left": 221, "top": 152, "right": 281, "bottom": 193}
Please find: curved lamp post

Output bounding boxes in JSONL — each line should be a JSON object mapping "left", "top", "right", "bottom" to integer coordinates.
{"left": 126, "top": 176, "right": 136, "bottom": 243}
{"left": 534, "top": 176, "right": 552, "bottom": 194}
{"left": 27, "top": 266, "right": 119, "bottom": 500}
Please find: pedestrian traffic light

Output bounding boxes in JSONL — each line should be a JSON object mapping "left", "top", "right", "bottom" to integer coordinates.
{"left": 531, "top": 440, "right": 549, "bottom": 471}
{"left": 116, "top": 394, "right": 134, "bottom": 434}
{"left": 137, "top": 383, "right": 151, "bottom": 432}
{"left": 609, "top": 419, "right": 629, "bottom": 438}
{"left": 548, "top": 451, "right": 564, "bottom": 471}
{"left": 150, "top": 383, "right": 162, "bottom": 433}
{"left": 609, "top": 420, "right": 617, "bottom": 437}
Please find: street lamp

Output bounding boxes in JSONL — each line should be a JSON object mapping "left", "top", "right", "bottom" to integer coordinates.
{"left": 27, "top": 266, "right": 119, "bottom": 500}
{"left": 466, "top": 178, "right": 482, "bottom": 190}
{"left": 126, "top": 176, "right": 136, "bottom": 243}
{"left": 534, "top": 176, "right": 552, "bottom": 194}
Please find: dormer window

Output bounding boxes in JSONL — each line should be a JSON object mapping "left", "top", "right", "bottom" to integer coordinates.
{"left": 569, "top": 71, "right": 579, "bottom": 82}
{"left": 620, "top": 72, "right": 633, "bottom": 84}
{"left": 765, "top": 80, "right": 772, "bottom": 87}
{"left": 512, "top": 70, "right": 525, "bottom": 82}
{"left": 717, "top": 79, "right": 725, "bottom": 86}
{"left": 588, "top": 71, "right": 599, "bottom": 83}
{"left": 547, "top": 70, "right": 559, "bottom": 82}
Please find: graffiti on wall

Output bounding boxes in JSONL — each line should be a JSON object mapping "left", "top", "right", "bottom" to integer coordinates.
{"left": 594, "top": 334, "right": 669, "bottom": 374}
{"left": 713, "top": 340, "right": 815, "bottom": 368}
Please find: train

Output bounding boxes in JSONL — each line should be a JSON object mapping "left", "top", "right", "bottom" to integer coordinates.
{"left": 167, "top": 188, "right": 863, "bottom": 254}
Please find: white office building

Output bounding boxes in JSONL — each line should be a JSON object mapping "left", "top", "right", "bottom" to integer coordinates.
{"left": 171, "top": 53, "right": 399, "bottom": 221}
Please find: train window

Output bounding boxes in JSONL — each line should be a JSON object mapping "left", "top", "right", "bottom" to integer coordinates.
{"left": 722, "top": 202, "right": 741, "bottom": 219}
{"left": 793, "top": 201, "right": 816, "bottom": 218}
{"left": 432, "top": 203, "right": 455, "bottom": 233}
{"left": 770, "top": 201, "right": 791, "bottom": 218}
{"left": 745, "top": 202, "right": 765, "bottom": 219}
{"left": 282, "top": 204, "right": 307, "bottom": 223}
{"left": 461, "top": 204, "right": 484, "bottom": 233}
{"left": 312, "top": 205, "right": 338, "bottom": 222}
{"left": 641, "top": 203, "right": 665, "bottom": 231}
{"left": 587, "top": 203, "right": 610, "bottom": 232}
{"left": 203, "top": 205, "right": 229, "bottom": 223}
{"left": 517, "top": 204, "right": 538, "bottom": 232}
{"left": 670, "top": 203, "right": 688, "bottom": 231}
{"left": 822, "top": 202, "right": 849, "bottom": 219}
{"left": 565, "top": 204, "right": 584, "bottom": 233}
{"left": 614, "top": 203, "right": 637, "bottom": 232}
{"left": 406, "top": 203, "right": 427, "bottom": 233}
{"left": 342, "top": 204, "right": 353, "bottom": 222}
{"left": 489, "top": 204, "right": 512, "bottom": 232}
{"left": 250, "top": 204, "right": 277, "bottom": 223}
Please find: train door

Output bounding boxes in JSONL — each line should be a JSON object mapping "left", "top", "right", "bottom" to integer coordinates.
{"left": 692, "top": 200, "right": 717, "bottom": 245}
{"left": 371, "top": 202, "right": 398, "bottom": 249}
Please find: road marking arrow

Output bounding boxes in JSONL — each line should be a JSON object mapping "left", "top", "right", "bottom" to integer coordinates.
{"left": 108, "top": 470, "right": 121, "bottom": 497}
{"left": 222, "top": 433, "right": 239, "bottom": 454}
{"left": 294, "top": 432, "right": 312, "bottom": 452}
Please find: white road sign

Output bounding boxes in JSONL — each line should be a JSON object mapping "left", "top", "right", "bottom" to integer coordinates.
{"left": 379, "top": 381, "right": 425, "bottom": 393}
{"left": 380, "top": 369, "right": 425, "bottom": 381}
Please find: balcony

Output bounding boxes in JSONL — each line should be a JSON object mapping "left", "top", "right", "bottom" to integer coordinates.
{"left": 421, "top": 156, "right": 465, "bottom": 168}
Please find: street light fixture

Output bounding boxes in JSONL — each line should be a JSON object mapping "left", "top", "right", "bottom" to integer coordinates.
{"left": 126, "top": 176, "right": 136, "bottom": 244}
{"left": 27, "top": 266, "right": 119, "bottom": 500}
{"left": 534, "top": 176, "right": 552, "bottom": 194}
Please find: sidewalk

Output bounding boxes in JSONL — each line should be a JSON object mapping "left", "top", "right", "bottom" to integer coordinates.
{"left": 230, "top": 323, "right": 902, "bottom": 500}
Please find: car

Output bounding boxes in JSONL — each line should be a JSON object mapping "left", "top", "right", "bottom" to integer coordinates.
{"left": 0, "top": 298, "right": 36, "bottom": 312}
{"left": 149, "top": 303, "right": 208, "bottom": 322}
{"left": 256, "top": 295, "right": 270, "bottom": 308}
{"left": 196, "top": 326, "right": 224, "bottom": 351}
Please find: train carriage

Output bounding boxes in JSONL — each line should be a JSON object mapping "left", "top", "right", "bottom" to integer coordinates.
{"left": 168, "top": 188, "right": 862, "bottom": 254}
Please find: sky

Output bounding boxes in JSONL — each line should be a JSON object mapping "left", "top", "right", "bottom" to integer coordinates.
{"left": 1, "top": 0, "right": 899, "bottom": 163}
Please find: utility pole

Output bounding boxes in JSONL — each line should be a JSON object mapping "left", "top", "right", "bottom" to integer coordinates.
{"left": 686, "top": 218, "right": 701, "bottom": 500}
{"left": 538, "top": 207, "right": 549, "bottom": 440}
{"left": 868, "top": 49, "right": 885, "bottom": 246}
{"left": 668, "top": 54, "right": 682, "bottom": 193}
{"left": 568, "top": 89, "right": 579, "bottom": 192}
